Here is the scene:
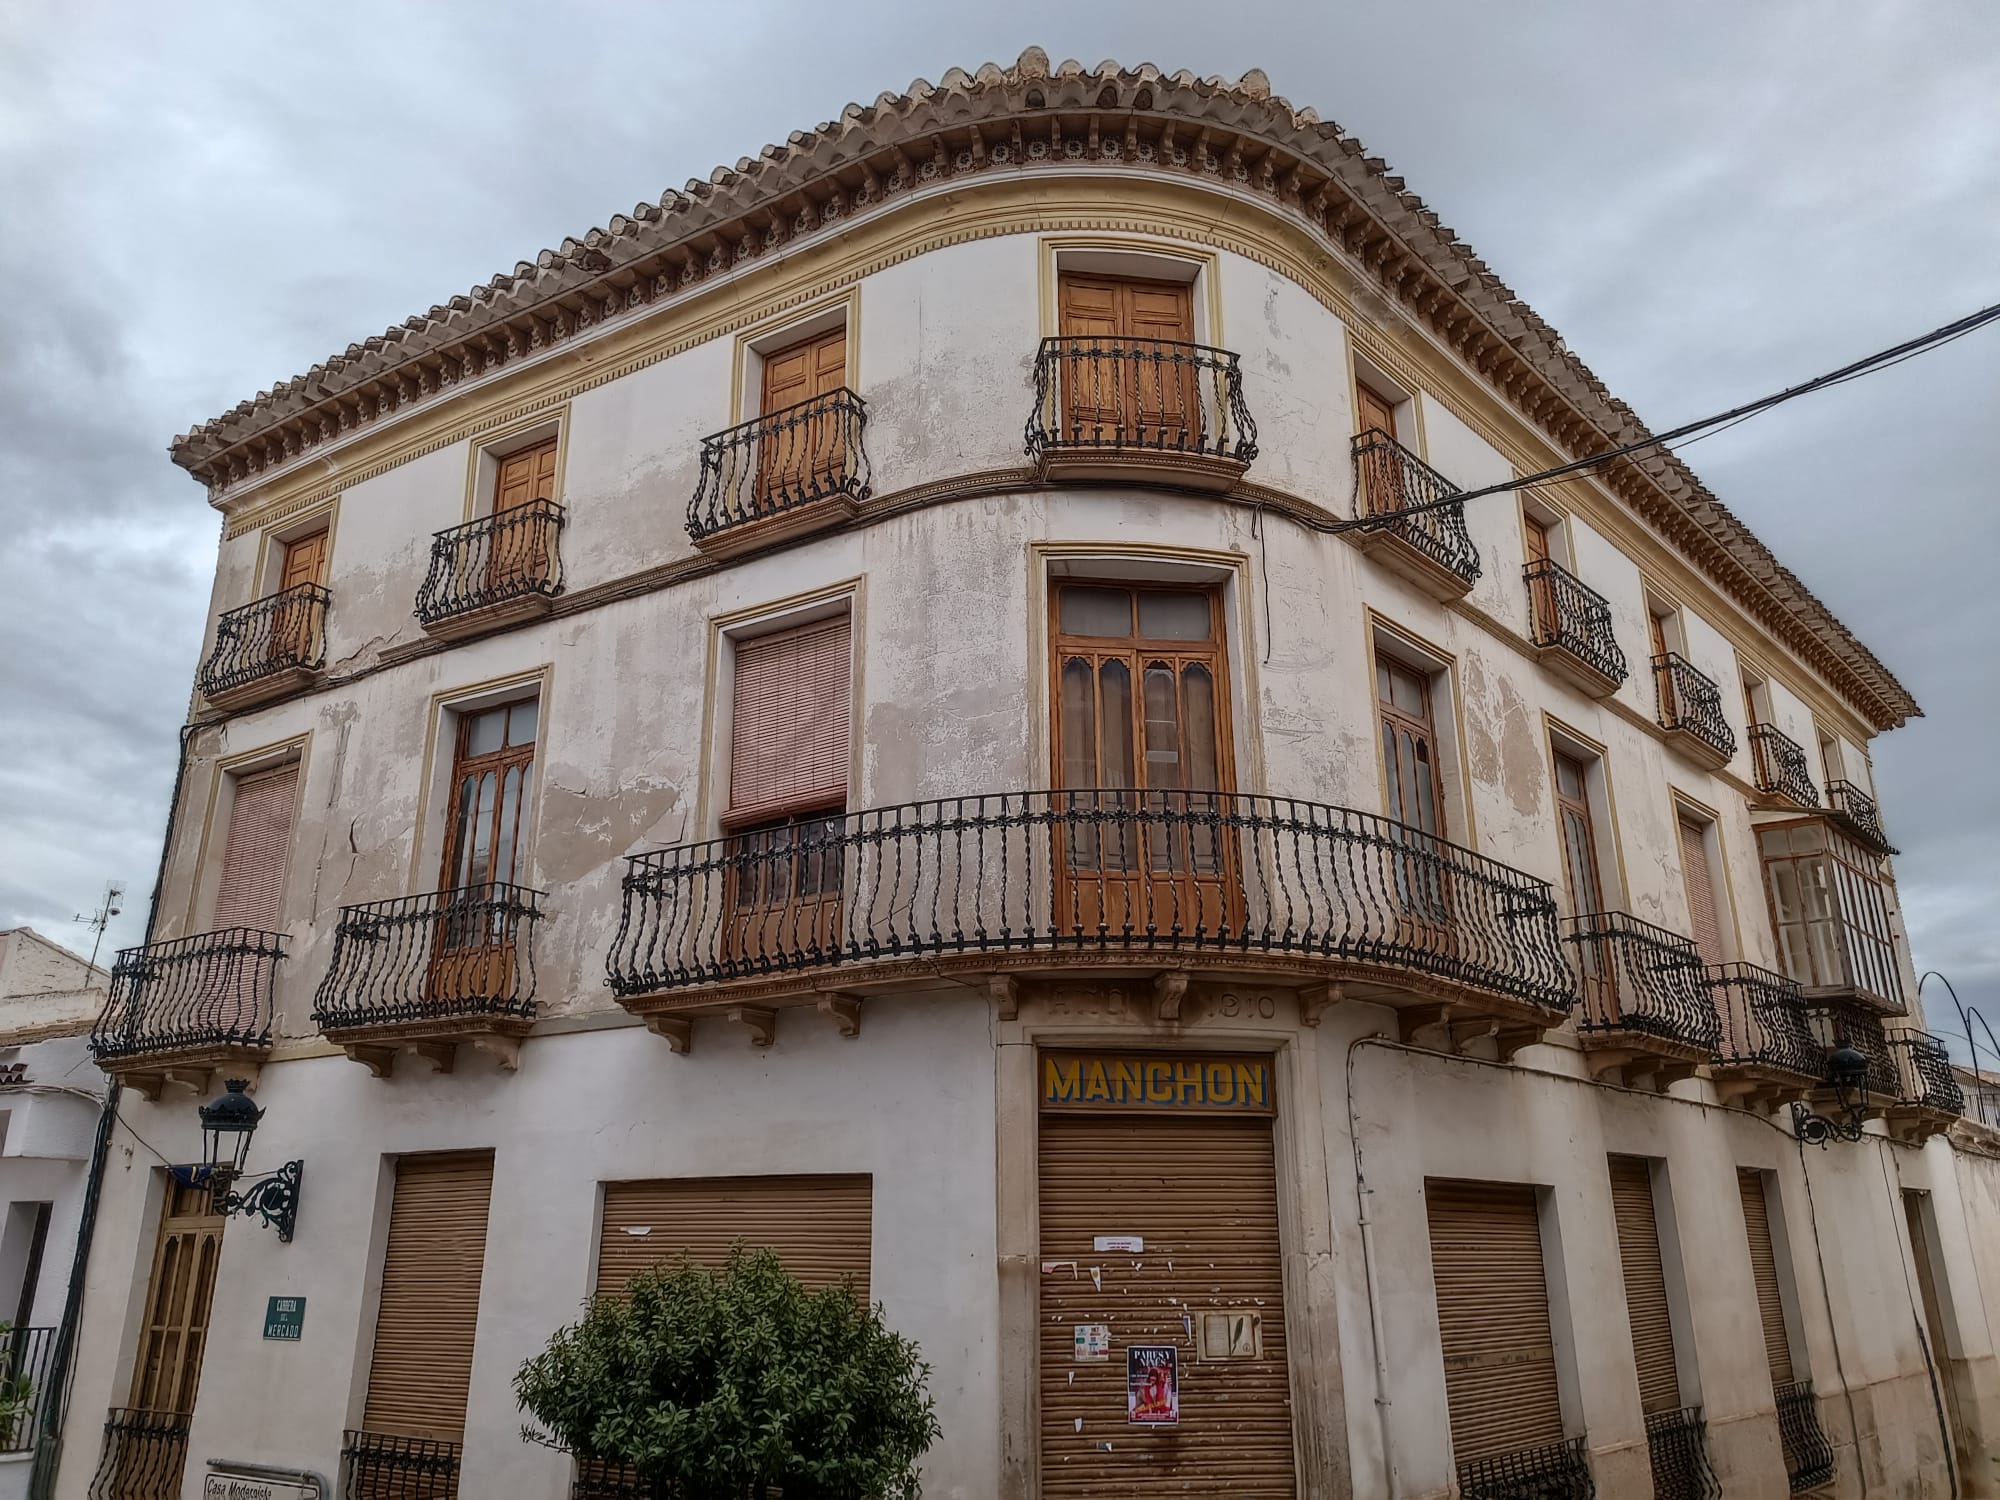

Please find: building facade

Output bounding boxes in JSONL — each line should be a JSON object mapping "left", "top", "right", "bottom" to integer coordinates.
{"left": 54, "top": 51, "right": 2000, "bottom": 1500}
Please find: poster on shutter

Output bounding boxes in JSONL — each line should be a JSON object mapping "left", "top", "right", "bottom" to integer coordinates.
{"left": 1127, "top": 1345, "right": 1179, "bottom": 1424}
{"left": 1073, "top": 1324, "right": 1110, "bottom": 1362}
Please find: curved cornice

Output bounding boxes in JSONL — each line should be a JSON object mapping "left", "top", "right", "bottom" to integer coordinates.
{"left": 167, "top": 49, "right": 1917, "bottom": 730}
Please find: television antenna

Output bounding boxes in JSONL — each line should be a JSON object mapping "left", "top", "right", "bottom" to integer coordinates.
{"left": 73, "top": 882, "right": 125, "bottom": 973}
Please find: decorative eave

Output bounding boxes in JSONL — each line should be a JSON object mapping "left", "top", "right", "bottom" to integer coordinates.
{"left": 168, "top": 49, "right": 1919, "bottom": 731}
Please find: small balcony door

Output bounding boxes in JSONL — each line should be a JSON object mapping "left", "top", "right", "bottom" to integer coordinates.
{"left": 1554, "top": 752, "right": 1611, "bottom": 1020}
{"left": 431, "top": 700, "right": 537, "bottom": 1001}
{"left": 488, "top": 438, "right": 557, "bottom": 594}
{"left": 1379, "top": 656, "right": 1455, "bottom": 947}
{"left": 1052, "top": 584, "right": 1240, "bottom": 940}
{"left": 1056, "top": 275, "right": 1198, "bottom": 449}
{"left": 1356, "top": 382, "right": 1409, "bottom": 516}
{"left": 271, "top": 528, "right": 327, "bottom": 662}
{"left": 756, "top": 328, "right": 848, "bottom": 506}
{"left": 1524, "top": 514, "right": 1560, "bottom": 638}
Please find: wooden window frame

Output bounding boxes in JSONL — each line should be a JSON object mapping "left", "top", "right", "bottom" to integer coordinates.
{"left": 1757, "top": 818, "right": 1901, "bottom": 1002}
{"left": 1552, "top": 750, "right": 1604, "bottom": 921}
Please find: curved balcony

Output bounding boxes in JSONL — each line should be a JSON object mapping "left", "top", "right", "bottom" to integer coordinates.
{"left": 1026, "top": 338, "right": 1257, "bottom": 490}
{"left": 1347, "top": 430, "right": 1480, "bottom": 600}
{"left": 1650, "top": 653, "right": 1735, "bottom": 770}
{"left": 90, "top": 929, "right": 283, "bottom": 1099}
{"left": 1748, "top": 724, "right": 1818, "bottom": 810}
{"left": 608, "top": 789, "right": 1576, "bottom": 1052}
{"left": 1796, "top": 1000, "right": 1960, "bottom": 1139}
{"left": 197, "top": 584, "right": 329, "bottom": 711}
{"left": 1708, "top": 962, "right": 1821, "bottom": 1108}
{"left": 1564, "top": 912, "right": 1720, "bottom": 1086}
{"left": 1825, "top": 779, "right": 1894, "bottom": 854}
{"left": 689, "top": 389, "right": 872, "bottom": 556}
{"left": 1523, "top": 559, "right": 1628, "bottom": 697}
{"left": 313, "top": 882, "right": 543, "bottom": 1076}
{"left": 1889, "top": 1029, "right": 1964, "bottom": 1138}
{"left": 416, "top": 498, "right": 565, "bottom": 640}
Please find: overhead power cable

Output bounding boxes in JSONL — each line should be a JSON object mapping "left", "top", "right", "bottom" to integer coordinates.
{"left": 1310, "top": 298, "right": 2000, "bottom": 535}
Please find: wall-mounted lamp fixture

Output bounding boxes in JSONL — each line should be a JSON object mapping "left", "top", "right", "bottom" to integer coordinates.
{"left": 197, "top": 1079, "right": 303, "bottom": 1242}
{"left": 1791, "top": 1045, "right": 1873, "bottom": 1147}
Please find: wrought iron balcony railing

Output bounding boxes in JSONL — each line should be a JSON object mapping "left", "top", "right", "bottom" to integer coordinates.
{"left": 1650, "top": 653, "right": 1736, "bottom": 763}
{"left": 197, "top": 583, "right": 330, "bottom": 701}
{"left": 313, "top": 883, "right": 543, "bottom": 1033}
{"left": 689, "top": 389, "right": 871, "bottom": 543}
{"left": 0, "top": 1327, "right": 56, "bottom": 1454}
{"left": 1563, "top": 912, "right": 1721, "bottom": 1053}
{"left": 91, "top": 929, "right": 284, "bottom": 1063}
{"left": 1749, "top": 725, "right": 1819, "bottom": 808}
{"left": 610, "top": 790, "right": 1577, "bottom": 1015}
{"left": 1523, "top": 559, "right": 1628, "bottom": 689}
{"left": 1457, "top": 1436, "right": 1595, "bottom": 1500}
{"left": 1775, "top": 1381, "right": 1835, "bottom": 1493}
{"left": 342, "top": 1430, "right": 461, "bottom": 1499}
{"left": 1708, "top": 963, "right": 1821, "bottom": 1081}
{"left": 88, "top": 1408, "right": 191, "bottom": 1500}
{"left": 1825, "top": 779, "right": 1893, "bottom": 853}
{"left": 1801, "top": 999, "right": 1900, "bottom": 1098}
{"left": 572, "top": 1459, "right": 655, "bottom": 1499}
{"left": 1349, "top": 430, "right": 1481, "bottom": 587}
{"left": 1645, "top": 1407, "right": 1721, "bottom": 1500}
{"left": 416, "top": 498, "right": 565, "bottom": 627}
{"left": 1891, "top": 1029, "right": 1964, "bottom": 1116}
{"left": 1026, "top": 337, "right": 1257, "bottom": 467}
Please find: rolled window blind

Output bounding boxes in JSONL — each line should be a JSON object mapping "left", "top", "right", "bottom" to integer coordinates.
{"left": 729, "top": 617, "right": 850, "bottom": 821}
{"left": 213, "top": 765, "right": 297, "bottom": 932}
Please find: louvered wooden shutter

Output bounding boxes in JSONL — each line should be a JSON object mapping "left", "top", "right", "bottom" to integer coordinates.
{"left": 1426, "top": 1180, "right": 1565, "bottom": 1462}
{"left": 1679, "top": 817, "right": 1726, "bottom": 968}
{"left": 213, "top": 766, "right": 298, "bottom": 932}
{"left": 494, "top": 438, "right": 557, "bottom": 512}
{"left": 1738, "top": 1169, "right": 1794, "bottom": 1386}
{"left": 1037, "top": 1115, "right": 1294, "bottom": 1495}
{"left": 279, "top": 530, "right": 328, "bottom": 591}
{"left": 363, "top": 1152, "right": 495, "bottom": 1442}
{"left": 597, "top": 1176, "right": 871, "bottom": 1299}
{"left": 728, "top": 617, "right": 850, "bottom": 821}
{"left": 1608, "top": 1157, "right": 1680, "bottom": 1413}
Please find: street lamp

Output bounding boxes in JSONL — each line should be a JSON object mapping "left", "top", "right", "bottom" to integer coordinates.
{"left": 1791, "top": 1044, "right": 1873, "bottom": 1147}
{"left": 196, "top": 1079, "right": 304, "bottom": 1242}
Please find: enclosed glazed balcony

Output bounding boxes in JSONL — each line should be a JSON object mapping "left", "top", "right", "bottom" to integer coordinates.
{"left": 1563, "top": 912, "right": 1721, "bottom": 1086}
{"left": 1708, "top": 961, "right": 1822, "bottom": 1108}
{"left": 608, "top": 790, "right": 1577, "bottom": 1052}
{"left": 313, "top": 882, "right": 543, "bottom": 1075}
{"left": 689, "top": 389, "right": 872, "bottom": 556}
{"left": 1649, "top": 652, "right": 1735, "bottom": 769}
{"left": 1346, "top": 430, "right": 1481, "bottom": 600}
{"left": 197, "top": 584, "right": 329, "bottom": 711}
{"left": 1523, "top": 559, "right": 1628, "bottom": 697}
{"left": 1748, "top": 724, "right": 1819, "bottom": 810}
{"left": 416, "top": 498, "right": 566, "bottom": 640}
{"left": 1825, "top": 779, "right": 1894, "bottom": 854}
{"left": 90, "top": 929, "right": 283, "bottom": 1098}
{"left": 1758, "top": 820, "right": 1903, "bottom": 1012}
{"left": 1025, "top": 338, "right": 1257, "bottom": 490}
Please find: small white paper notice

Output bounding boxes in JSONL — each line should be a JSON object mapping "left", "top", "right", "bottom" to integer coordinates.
{"left": 1073, "top": 1323, "right": 1111, "bottom": 1362}
{"left": 1094, "top": 1235, "right": 1143, "bottom": 1253}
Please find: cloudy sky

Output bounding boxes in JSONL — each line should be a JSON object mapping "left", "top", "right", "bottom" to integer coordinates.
{"left": 2, "top": 3, "right": 1994, "bottom": 1036}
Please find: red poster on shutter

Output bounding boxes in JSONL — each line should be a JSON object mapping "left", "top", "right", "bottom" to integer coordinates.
{"left": 1126, "top": 1345, "right": 1179, "bottom": 1425}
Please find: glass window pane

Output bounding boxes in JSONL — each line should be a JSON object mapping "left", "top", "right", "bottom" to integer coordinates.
{"left": 508, "top": 699, "right": 539, "bottom": 746}
{"left": 1180, "top": 665, "right": 1219, "bottom": 791}
{"left": 1143, "top": 664, "right": 1181, "bottom": 787}
{"left": 1376, "top": 663, "right": 1392, "bottom": 704}
{"left": 1412, "top": 738, "right": 1440, "bottom": 837}
{"left": 1059, "top": 587, "right": 1132, "bottom": 638}
{"left": 1393, "top": 666, "right": 1427, "bottom": 719}
{"left": 1382, "top": 721, "right": 1405, "bottom": 823}
{"left": 1098, "top": 661, "right": 1135, "bottom": 789}
{"left": 1060, "top": 658, "right": 1098, "bottom": 787}
{"left": 1556, "top": 755, "right": 1584, "bottom": 801}
{"left": 466, "top": 708, "right": 506, "bottom": 756}
{"left": 1136, "top": 591, "right": 1210, "bottom": 641}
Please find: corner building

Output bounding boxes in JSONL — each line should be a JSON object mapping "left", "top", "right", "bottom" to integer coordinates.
{"left": 62, "top": 51, "right": 2000, "bottom": 1500}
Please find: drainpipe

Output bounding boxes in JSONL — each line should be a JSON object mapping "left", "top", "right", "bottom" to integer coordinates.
{"left": 1348, "top": 1037, "right": 1403, "bottom": 1500}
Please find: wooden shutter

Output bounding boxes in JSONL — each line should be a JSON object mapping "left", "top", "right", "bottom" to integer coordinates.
{"left": 1608, "top": 1157, "right": 1680, "bottom": 1414}
{"left": 362, "top": 1152, "right": 495, "bottom": 1442}
{"left": 1056, "top": 275, "right": 1192, "bottom": 345}
{"left": 1426, "top": 1180, "right": 1565, "bottom": 1462}
{"left": 1038, "top": 1114, "right": 1294, "bottom": 1495}
{"left": 1679, "top": 817, "right": 1726, "bottom": 968}
{"left": 129, "top": 1180, "right": 223, "bottom": 1414}
{"left": 728, "top": 616, "right": 851, "bottom": 821}
{"left": 597, "top": 1175, "right": 871, "bottom": 1300}
{"left": 494, "top": 438, "right": 557, "bottom": 513}
{"left": 760, "top": 327, "right": 847, "bottom": 412}
{"left": 212, "top": 766, "right": 297, "bottom": 932}
{"left": 1357, "top": 383, "right": 1399, "bottom": 440}
{"left": 1737, "top": 1169, "right": 1794, "bottom": 1386}
{"left": 279, "top": 530, "right": 328, "bottom": 590}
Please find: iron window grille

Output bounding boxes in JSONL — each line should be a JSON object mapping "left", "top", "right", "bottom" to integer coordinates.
{"left": 1349, "top": 429, "right": 1481, "bottom": 585}
{"left": 1650, "top": 653, "right": 1736, "bottom": 760}
{"left": 87, "top": 1407, "right": 191, "bottom": 1500}
{"left": 313, "top": 883, "right": 543, "bottom": 1031}
{"left": 1824, "top": 780, "right": 1893, "bottom": 854}
{"left": 1708, "top": 963, "right": 1821, "bottom": 1079}
{"left": 0, "top": 1326, "right": 58, "bottom": 1454}
{"left": 1456, "top": 1436, "right": 1595, "bottom": 1500}
{"left": 1645, "top": 1406, "right": 1722, "bottom": 1500}
{"left": 342, "top": 1430, "right": 461, "bottom": 1500}
{"left": 197, "top": 583, "right": 330, "bottom": 698}
{"left": 415, "top": 499, "right": 566, "bottom": 625}
{"left": 1562, "top": 912, "right": 1721, "bottom": 1053}
{"left": 1774, "top": 1381, "right": 1835, "bottom": 1492}
{"left": 689, "top": 388, "right": 871, "bottom": 541}
{"left": 91, "top": 929, "right": 284, "bottom": 1061}
{"left": 571, "top": 1459, "right": 661, "bottom": 1499}
{"left": 1025, "top": 337, "right": 1257, "bottom": 464}
{"left": 1523, "top": 559, "right": 1628, "bottom": 687}
{"left": 610, "top": 788, "right": 1577, "bottom": 1014}
{"left": 1890, "top": 1030, "right": 1965, "bottom": 1115}
{"left": 1749, "top": 725, "right": 1820, "bottom": 808}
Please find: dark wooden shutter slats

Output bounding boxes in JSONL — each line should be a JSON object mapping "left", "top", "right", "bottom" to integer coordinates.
{"left": 212, "top": 766, "right": 297, "bottom": 932}
{"left": 729, "top": 617, "right": 850, "bottom": 821}
{"left": 596, "top": 1175, "right": 871, "bottom": 1301}
{"left": 1608, "top": 1156, "right": 1680, "bottom": 1413}
{"left": 1738, "top": 1169, "right": 1794, "bottom": 1386}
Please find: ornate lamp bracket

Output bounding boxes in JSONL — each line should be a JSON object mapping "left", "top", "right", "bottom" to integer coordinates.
{"left": 1790, "top": 1100, "right": 1865, "bottom": 1148}
{"left": 218, "top": 1160, "right": 304, "bottom": 1242}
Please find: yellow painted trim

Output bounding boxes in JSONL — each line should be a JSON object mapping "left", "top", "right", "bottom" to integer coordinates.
{"left": 725, "top": 287, "right": 864, "bottom": 428}
{"left": 406, "top": 664, "right": 556, "bottom": 894}
{"left": 1363, "top": 608, "right": 1478, "bottom": 850}
{"left": 458, "top": 404, "right": 571, "bottom": 524}
{"left": 182, "top": 732, "right": 313, "bottom": 933}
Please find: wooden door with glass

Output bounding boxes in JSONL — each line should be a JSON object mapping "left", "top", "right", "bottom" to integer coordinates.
{"left": 1056, "top": 276, "right": 1199, "bottom": 450}
{"left": 431, "top": 700, "right": 537, "bottom": 1003}
{"left": 1378, "top": 655, "right": 1455, "bottom": 948}
{"left": 1555, "top": 751, "right": 1611, "bottom": 1020}
{"left": 1356, "top": 382, "right": 1408, "bottom": 516}
{"left": 1052, "top": 584, "right": 1241, "bottom": 941}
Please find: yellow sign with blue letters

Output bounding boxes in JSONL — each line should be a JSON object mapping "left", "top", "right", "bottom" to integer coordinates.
{"left": 1040, "top": 1051, "right": 1275, "bottom": 1115}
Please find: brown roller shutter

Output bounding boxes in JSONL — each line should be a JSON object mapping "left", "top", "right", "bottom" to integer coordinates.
{"left": 1679, "top": 816, "right": 1726, "bottom": 969}
{"left": 728, "top": 617, "right": 851, "bottom": 822}
{"left": 1426, "top": 1180, "right": 1565, "bottom": 1462}
{"left": 597, "top": 1175, "right": 870, "bottom": 1300}
{"left": 213, "top": 766, "right": 297, "bottom": 931}
{"left": 1608, "top": 1157, "right": 1680, "bottom": 1413}
{"left": 362, "top": 1152, "right": 495, "bottom": 1442}
{"left": 1738, "top": 1169, "right": 1794, "bottom": 1386}
{"left": 1037, "top": 1114, "right": 1294, "bottom": 1497}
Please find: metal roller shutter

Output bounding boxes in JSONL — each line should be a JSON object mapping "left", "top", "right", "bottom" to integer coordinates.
{"left": 1608, "top": 1156, "right": 1680, "bottom": 1413}
{"left": 362, "top": 1152, "right": 495, "bottom": 1442}
{"left": 729, "top": 618, "right": 850, "bottom": 822}
{"left": 213, "top": 765, "right": 297, "bottom": 932}
{"left": 597, "top": 1175, "right": 871, "bottom": 1300}
{"left": 1425, "top": 1179, "right": 1565, "bottom": 1462}
{"left": 1737, "top": 1170, "right": 1794, "bottom": 1386}
{"left": 1037, "top": 1115, "right": 1295, "bottom": 1498}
